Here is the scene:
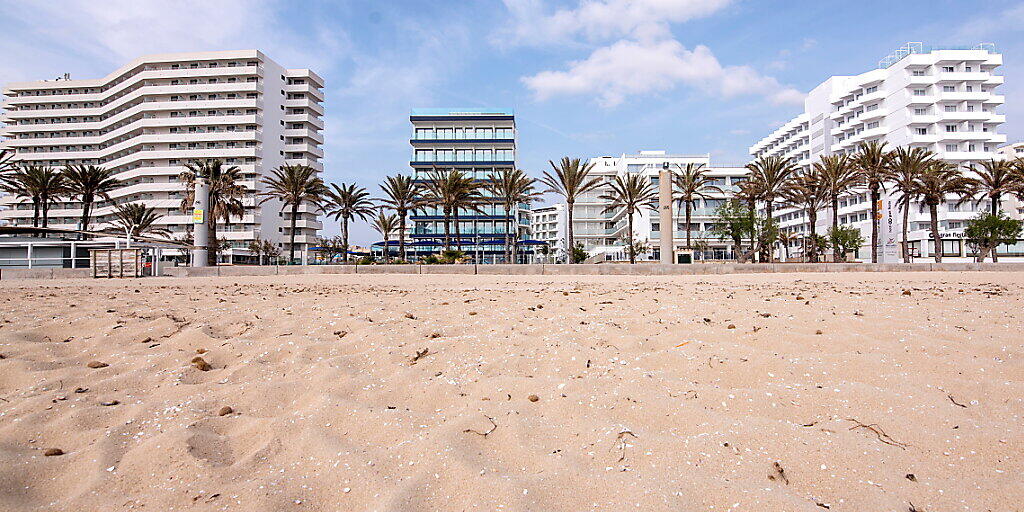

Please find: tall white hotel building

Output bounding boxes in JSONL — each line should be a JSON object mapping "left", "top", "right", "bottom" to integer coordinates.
{"left": 750, "top": 43, "right": 1020, "bottom": 261}
{"left": 0, "top": 50, "right": 324, "bottom": 262}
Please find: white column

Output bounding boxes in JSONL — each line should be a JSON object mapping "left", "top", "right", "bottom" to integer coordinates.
{"left": 658, "top": 165, "right": 674, "bottom": 264}
{"left": 70, "top": 242, "right": 77, "bottom": 268}
{"left": 26, "top": 243, "right": 33, "bottom": 269}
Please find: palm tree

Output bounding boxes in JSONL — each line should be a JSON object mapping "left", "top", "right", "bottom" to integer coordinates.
{"left": 852, "top": 141, "right": 892, "bottom": 263}
{"left": 778, "top": 230, "right": 799, "bottom": 261}
{"left": 421, "top": 168, "right": 482, "bottom": 251}
{"left": 448, "top": 173, "right": 484, "bottom": 253}
{"left": 61, "top": 164, "right": 119, "bottom": 239}
{"left": 378, "top": 174, "right": 426, "bottom": 262}
{"left": 599, "top": 174, "right": 658, "bottom": 264}
{"left": 541, "top": 157, "right": 602, "bottom": 262}
{"left": 370, "top": 211, "right": 400, "bottom": 263}
{"left": 887, "top": 147, "right": 935, "bottom": 262}
{"left": 179, "top": 159, "right": 246, "bottom": 265}
{"left": 258, "top": 164, "right": 325, "bottom": 264}
{"left": 0, "top": 149, "right": 16, "bottom": 175}
{"left": 110, "top": 202, "right": 171, "bottom": 239}
{"left": 0, "top": 165, "right": 67, "bottom": 230}
{"left": 733, "top": 179, "right": 761, "bottom": 261}
{"left": 916, "top": 161, "right": 973, "bottom": 263}
{"left": 487, "top": 168, "right": 541, "bottom": 263}
{"left": 672, "top": 162, "right": 723, "bottom": 250}
{"left": 967, "top": 159, "right": 1017, "bottom": 215}
{"left": 781, "top": 167, "right": 829, "bottom": 262}
{"left": 746, "top": 156, "right": 798, "bottom": 261}
{"left": 815, "top": 154, "right": 860, "bottom": 261}
{"left": 324, "top": 183, "right": 375, "bottom": 262}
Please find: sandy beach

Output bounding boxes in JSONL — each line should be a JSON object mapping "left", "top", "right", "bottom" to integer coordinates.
{"left": 1, "top": 272, "right": 1022, "bottom": 511}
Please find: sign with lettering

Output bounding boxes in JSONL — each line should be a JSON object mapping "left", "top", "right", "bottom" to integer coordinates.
{"left": 879, "top": 197, "right": 900, "bottom": 263}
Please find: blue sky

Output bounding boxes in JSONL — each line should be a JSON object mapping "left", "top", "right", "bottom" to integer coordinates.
{"left": 2, "top": 0, "right": 1023, "bottom": 243}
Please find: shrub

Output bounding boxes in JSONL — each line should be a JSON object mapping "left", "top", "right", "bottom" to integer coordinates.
{"left": 964, "top": 212, "right": 1022, "bottom": 262}
{"left": 827, "top": 226, "right": 864, "bottom": 262}
{"left": 571, "top": 242, "right": 588, "bottom": 263}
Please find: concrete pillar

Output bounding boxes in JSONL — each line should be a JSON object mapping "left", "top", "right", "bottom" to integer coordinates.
{"left": 70, "top": 241, "right": 77, "bottom": 268}
{"left": 192, "top": 178, "right": 210, "bottom": 267}
{"left": 658, "top": 164, "right": 674, "bottom": 264}
{"left": 26, "top": 243, "right": 33, "bottom": 269}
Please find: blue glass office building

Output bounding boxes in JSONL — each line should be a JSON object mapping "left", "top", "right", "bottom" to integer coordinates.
{"left": 407, "top": 108, "right": 529, "bottom": 263}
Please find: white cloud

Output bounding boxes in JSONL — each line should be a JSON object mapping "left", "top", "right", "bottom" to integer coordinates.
{"left": 0, "top": 0, "right": 345, "bottom": 81}
{"left": 522, "top": 39, "right": 804, "bottom": 107}
{"left": 955, "top": 3, "right": 1024, "bottom": 39}
{"left": 499, "top": 0, "right": 732, "bottom": 46}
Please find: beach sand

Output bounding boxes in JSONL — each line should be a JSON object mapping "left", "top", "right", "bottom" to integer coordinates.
{"left": 0, "top": 271, "right": 1021, "bottom": 511}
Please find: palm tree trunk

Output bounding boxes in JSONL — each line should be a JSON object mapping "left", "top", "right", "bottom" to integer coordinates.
{"left": 831, "top": 197, "right": 840, "bottom": 262}
{"left": 764, "top": 201, "right": 774, "bottom": 262}
{"left": 288, "top": 203, "right": 298, "bottom": 264}
{"left": 32, "top": 200, "right": 40, "bottom": 228}
{"left": 992, "top": 193, "right": 1000, "bottom": 216}
{"left": 901, "top": 201, "right": 910, "bottom": 263}
{"left": 808, "top": 209, "right": 818, "bottom": 263}
{"left": 442, "top": 208, "right": 451, "bottom": 250}
{"left": 627, "top": 210, "right": 635, "bottom": 264}
{"left": 79, "top": 200, "right": 91, "bottom": 240}
{"left": 685, "top": 200, "right": 692, "bottom": 250}
{"left": 870, "top": 185, "right": 880, "bottom": 263}
{"left": 929, "top": 202, "right": 941, "bottom": 263}
{"left": 566, "top": 199, "right": 575, "bottom": 263}
{"left": 41, "top": 194, "right": 49, "bottom": 228}
{"left": 342, "top": 217, "right": 350, "bottom": 263}
{"left": 454, "top": 211, "right": 462, "bottom": 252}
{"left": 384, "top": 232, "right": 390, "bottom": 264}
{"left": 746, "top": 199, "right": 756, "bottom": 262}
{"left": 399, "top": 210, "right": 407, "bottom": 262}
{"left": 207, "top": 214, "right": 218, "bottom": 266}
{"left": 505, "top": 203, "right": 512, "bottom": 264}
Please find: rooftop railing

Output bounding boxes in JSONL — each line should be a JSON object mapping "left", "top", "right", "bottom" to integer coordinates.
{"left": 879, "top": 42, "right": 997, "bottom": 69}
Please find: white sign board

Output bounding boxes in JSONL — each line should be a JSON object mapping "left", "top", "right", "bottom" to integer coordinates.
{"left": 878, "top": 198, "right": 900, "bottom": 263}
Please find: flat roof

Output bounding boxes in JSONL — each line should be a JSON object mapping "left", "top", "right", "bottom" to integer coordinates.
{"left": 411, "top": 108, "right": 514, "bottom": 116}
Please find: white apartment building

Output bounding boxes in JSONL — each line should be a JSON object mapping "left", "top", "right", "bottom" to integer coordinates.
{"left": 0, "top": 50, "right": 324, "bottom": 262}
{"left": 529, "top": 203, "right": 566, "bottom": 261}
{"left": 751, "top": 42, "right": 1016, "bottom": 261}
{"left": 566, "top": 150, "right": 749, "bottom": 262}
{"left": 998, "top": 141, "right": 1024, "bottom": 159}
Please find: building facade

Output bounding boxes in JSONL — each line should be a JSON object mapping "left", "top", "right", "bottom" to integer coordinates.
{"left": 0, "top": 50, "right": 324, "bottom": 262}
{"left": 998, "top": 141, "right": 1024, "bottom": 160}
{"left": 407, "top": 108, "right": 529, "bottom": 263}
{"left": 750, "top": 42, "right": 1014, "bottom": 261}
{"left": 557, "top": 150, "right": 749, "bottom": 262}
{"left": 529, "top": 203, "right": 566, "bottom": 262}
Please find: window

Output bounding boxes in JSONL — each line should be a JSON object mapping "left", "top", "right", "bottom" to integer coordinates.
{"left": 912, "top": 70, "right": 926, "bottom": 76}
{"left": 942, "top": 66, "right": 955, "bottom": 72}
{"left": 965, "top": 66, "right": 972, "bottom": 72}
{"left": 866, "top": 86, "right": 877, "bottom": 93}
{"left": 945, "top": 144, "right": 958, "bottom": 151}
{"left": 915, "top": 128, "right": 927, "bottom": 135}
{"left": 945, "top": 125, "right": 958, "bottom": 132}
{"left": 913, "top": 89, "right": 926, "bottom": 96}
{"left": 943, "top": 85, "right": 956, "bottom": 92}
{"left": 914, "top": 108, "right": 927, "bottom": 115}
{"left": 866, "top": 121, "right": 879, "bottom": 129}
{"left": 944, "top": 105, "right": 957, "bottom": 112}
{"left": 965, "top": 85, "right": 973, "bottom": 92}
